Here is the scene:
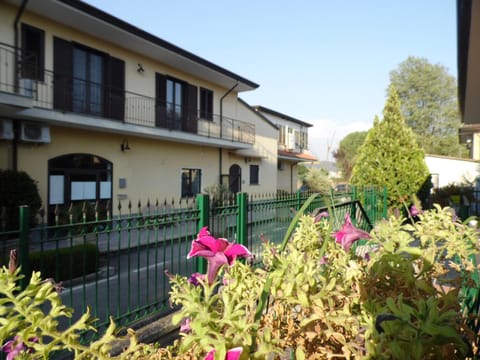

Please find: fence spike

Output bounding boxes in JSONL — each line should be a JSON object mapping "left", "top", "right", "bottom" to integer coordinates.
{"left": 128, "top": 200, "right": 132, "bottom": 213}
{"left": 68, "top": 203, "right": 74, "bottom": 224}
{"left": 82, "top": 201, "right": 87, "bottom": 222}
{"left": 95, "top": 201, "right": 99, "bottom": 221}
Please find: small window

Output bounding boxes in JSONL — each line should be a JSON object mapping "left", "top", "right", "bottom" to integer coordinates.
{"left": 21, "top": 23, "right": 45, "bottom": 81}
{"left": 181, "top": 168, "right": 201, "bottom": 197}
{"left": 249, "top": 164, "right": 259, "bottom": 185}
{"left": 200, "top": 87, "right": 213, "bottom": 120}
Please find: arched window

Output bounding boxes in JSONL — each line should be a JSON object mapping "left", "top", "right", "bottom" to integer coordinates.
{"left": 229, "top": 164, "right": 241, "bottom": 193}
{"left": 48, "top": 154, "right": 112, "bottom": 222}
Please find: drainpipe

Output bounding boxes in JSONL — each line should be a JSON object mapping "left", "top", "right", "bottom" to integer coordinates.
{"left": 219, "top": 81, "right": 239, "bottom": 139}
{"left": 218, "top": 82, "right": 238, "bottom": 185}
{"left": 12, "top": 0, "right": 29, "bottom": 171}
{"left": 290, "top": 163, "right": 295, "bottom": 193}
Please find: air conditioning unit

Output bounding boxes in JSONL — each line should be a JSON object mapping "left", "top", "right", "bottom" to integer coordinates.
{"left": 20, "top": 122, "right": 50, "bottom": 143}
{"left": 278, "top": 160, "right": 285, "bottom": 171}
{"left": 0, "top": 119, "right": 14, "bottom": 140}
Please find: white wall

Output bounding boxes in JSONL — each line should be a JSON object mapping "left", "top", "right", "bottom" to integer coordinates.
{"left": 425, "top": 155, "right": 480, "bottom": 188}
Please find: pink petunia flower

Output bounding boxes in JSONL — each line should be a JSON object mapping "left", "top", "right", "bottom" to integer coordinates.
{"left": 1, "top": 336, "right": 38, "bottom": 360}
{"left": 179, "top": 318, "right": 192, "bottom": 334}
{"left": 205, "top": 346, "right": 243, "bottom": 360}
{"left": 188, "top": 272, "right": 206, "bottom": 287}
{"left": 187, "top": 227, "right": 251, "bottom": 284}
{"left": 333, "top": 213, "right": 371, "bottom": 251}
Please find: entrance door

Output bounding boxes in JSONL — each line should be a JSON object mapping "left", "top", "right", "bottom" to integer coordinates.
{"left": 229, "top": 164, "right": 241, "bottom": 193}
{"left": 48, "top": 154, "right": 112, "bottom": 224}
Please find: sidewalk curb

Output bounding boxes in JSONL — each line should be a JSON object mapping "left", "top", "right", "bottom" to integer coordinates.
{"left": 110, "top": 311, "right": 180, "bottom": 356}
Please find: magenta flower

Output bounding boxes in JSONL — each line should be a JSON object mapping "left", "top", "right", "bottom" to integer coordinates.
{"left": 333, "top": 213, "right": 371, "bottom": 251}
{"left": 179, "top": 318, "right": 192, "bottom": 334}
{"left": 1, "top": 336, "right": 38, "bottom": 360}
{"left": 314, "top": 211, "right": 329, "bottom": 223}
{"left": 205, "top": 346, "right": 243, "bottom": 360}
{"left": 188, "top": 272, "right": 206, "bottom": 287}
{"left": 187, "top": 227, "right": 251, "bottom": 284}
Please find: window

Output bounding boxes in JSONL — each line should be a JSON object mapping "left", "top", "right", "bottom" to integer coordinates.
{"left": 73, "top": 47, "right": 104, "bottom": 115}
{"left": 181, "top": 168, "right": 201, "bottom": 197}
{"left": 249, "top": 164, "right": 259, "bottom": 185}
{"left": 200, "top": 87, "right": 213, "bottom": 120}
{"left": 21, "top": 23, "right": 44, "bottom": 81}
{"left": 167, "top": 78, "right": 184, "bottom": 130}
{"left": 53, "top": 37, "right": 125, "bottom": 120}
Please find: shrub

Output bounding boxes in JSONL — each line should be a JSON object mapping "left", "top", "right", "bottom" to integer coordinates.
{"left": 152, "top": 202, "right": 479, "bottom": 359}
{"left": 0, "top": 261, "right": 147, "bottom": 358}
{"left": 28, "top": 243, "right": 99, "bottom": 282}
{"left": 0, "top": 169, "right": 41, "bottom": 231}
{"left": 351, "top": 86, "right": 431, "bottom": 213}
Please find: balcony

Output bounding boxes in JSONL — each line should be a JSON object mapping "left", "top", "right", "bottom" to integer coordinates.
{"left": 0, "top": 43, "right": 255, "bottom": 145}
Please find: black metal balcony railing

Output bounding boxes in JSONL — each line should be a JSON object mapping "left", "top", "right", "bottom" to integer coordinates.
{"left": 0, "top": 43, "right": 255, "bottom": 145}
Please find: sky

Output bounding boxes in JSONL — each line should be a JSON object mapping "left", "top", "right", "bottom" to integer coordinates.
{"left": 84, "top": 0, "right": 458, "bottom": 161}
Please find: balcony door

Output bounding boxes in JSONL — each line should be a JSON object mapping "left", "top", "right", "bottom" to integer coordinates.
{"left": 53, "top": 37, "right": 125, "bottom": 120}
{"left": 73, "top": 47, "right": 104, "bottom": 115}
{"left": 155, "top": 73, "right": 198, "bottom": 133}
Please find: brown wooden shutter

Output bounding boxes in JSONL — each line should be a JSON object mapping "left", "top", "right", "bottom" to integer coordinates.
{"left": 53, "top": 36, "right": 72, "bottom": 111}
{"left": 106, "top": 56, "right": 125, "bottom": 121}
{"left": 155, "top": 73, "right": 167, "bottom": 128}
{"left": 184, "top": 83, "right": 198, "bottom": 133}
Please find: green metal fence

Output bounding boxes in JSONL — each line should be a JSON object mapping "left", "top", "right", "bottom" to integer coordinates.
{"left": 0, "top": 187, "right": 386, "bottom": 343}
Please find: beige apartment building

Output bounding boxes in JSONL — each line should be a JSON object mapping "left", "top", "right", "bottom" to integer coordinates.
{"left": 0, "top": 0, "right": 315, "bottom": 222}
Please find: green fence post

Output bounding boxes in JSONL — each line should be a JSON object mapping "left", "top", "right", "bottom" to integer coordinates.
{"left": 19, "top": 205, "right": 30, "bottom": 289}
{"left": 296, "top": 191, "right": 302, "bottom": 211}
{"left": 350, "top": 186, "right": 358, "bottom": 225}
{"left": 236, "top": 193, "right": 248, "bottom": 248}
{"left": 196, "top": 194, "right": 209, "bottom": 274}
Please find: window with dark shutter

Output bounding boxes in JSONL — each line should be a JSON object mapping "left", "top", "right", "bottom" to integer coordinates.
{"left": 106, "top": 56, "right": 125, "bottom": 121}
{"left": 53, "top": 37, "right": 73, "bottom": 111}
{"left": 200, "top": 87, "right": 213, "bottom": 120}
{"left": 250, "top": 164, "right": 259, "bottom": 185}
{"left": 21, "top": 23, "right": 44, "bottom": 81}
{"left": 185, "top": 84, "right": 198, "bottom": 133}
{"left": 155, "top": 73, "right": 167, "bottom": 128}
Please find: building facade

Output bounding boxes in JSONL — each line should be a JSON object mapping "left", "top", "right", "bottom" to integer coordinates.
{"left": 0, "top": 0, "right": 283, "bottom": 221}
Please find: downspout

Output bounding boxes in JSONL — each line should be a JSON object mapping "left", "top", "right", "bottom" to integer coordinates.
{"left": 290, "top": 163, "right": 295, "bottom": 193}
{"left": 12, "top": 0, "right": 29, "bottom": 171}
{"left": 218, "top": 81, "right": 239, "bottom": 185}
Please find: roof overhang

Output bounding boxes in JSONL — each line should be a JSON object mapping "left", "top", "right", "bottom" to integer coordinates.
{"left": 278, "top": 150, "right": 317, "bottom": 163}
{"left": 457, "top": 0, "right": 480, "bottom": 124}
{"left": 5, "top": 0, "right": 259, "bottom": 92}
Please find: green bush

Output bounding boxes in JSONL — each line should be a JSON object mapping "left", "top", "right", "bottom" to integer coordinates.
{"left": 0, "top": 169, "right": 41, "bottom": 231}
{"left": 28, "top": 243, "right": 99, "bottom": 282}
{"left": 351, "top": 86, "right": 431, "bottom": 212}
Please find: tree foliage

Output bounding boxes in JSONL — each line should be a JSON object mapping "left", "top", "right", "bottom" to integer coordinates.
{"left": 333, "top": 131, "right": 368, "bottom": 180}
{"left": 301, "top": 167, "right": 332, "bottom": 194}
{"left": 389, "top": 56, "right": 468, "bottom": 157}
{"left": 350, "top": 86, "right": 431, "bottom": 211}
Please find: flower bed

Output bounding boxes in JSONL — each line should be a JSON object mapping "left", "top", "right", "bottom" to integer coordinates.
{"left": 1, "top": 202, "right": 480, "bottom": 359}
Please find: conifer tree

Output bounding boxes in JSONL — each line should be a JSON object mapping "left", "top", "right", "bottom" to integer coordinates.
{"left": 350, "top": 86, "right": 430, "bottom": 211}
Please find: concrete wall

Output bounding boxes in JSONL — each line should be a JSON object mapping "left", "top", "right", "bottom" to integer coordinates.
{"left": 425, "top": 154, "right": 480, "bottom": 188}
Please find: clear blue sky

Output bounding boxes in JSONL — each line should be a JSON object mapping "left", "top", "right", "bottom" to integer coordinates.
{"left": 84, "top": 0, "right": 458, "bottom": 161}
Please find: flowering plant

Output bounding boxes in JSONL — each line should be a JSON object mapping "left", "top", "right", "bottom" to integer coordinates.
{"left": 154, "top": 202, "right": 480, "bottom": 359}
{"left": 0, "top": 251, "right": 147, "bottom": 359}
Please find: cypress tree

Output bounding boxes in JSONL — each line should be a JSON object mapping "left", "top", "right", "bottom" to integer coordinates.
{"left": 350, "top": 86, "right": 430, "bottom": 211}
